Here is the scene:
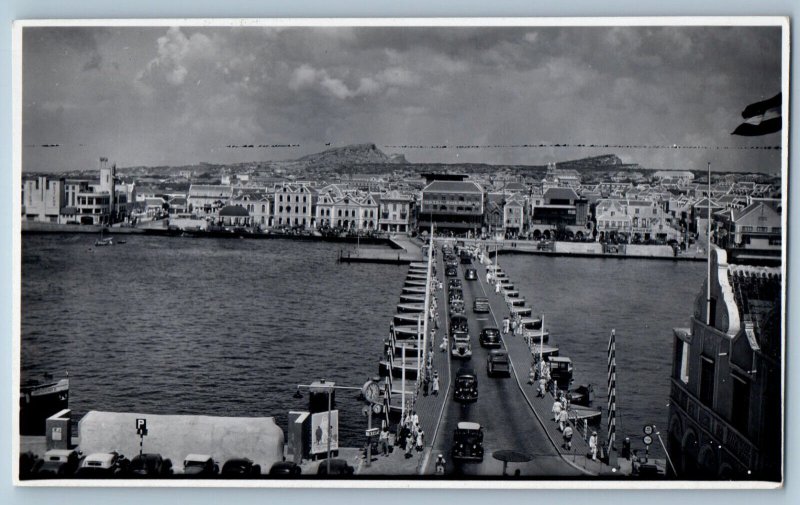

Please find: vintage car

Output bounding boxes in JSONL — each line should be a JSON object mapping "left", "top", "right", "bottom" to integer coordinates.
{"left": 486, "top": 350, "right": 511, "bottom": 377}
{"left": 451, "top": 422, "right": 484, "bottom": 462}
{"left": 445, "top": 266, "right": 458, "bottom": 277}
{"left": 32, "top": 449, "right": 81, "bottom": 478}
{"left": 479, "top": 327, "right": 502, "bottom": 348}
{"left": 451, "top": 331, "right": 472, "bottom": 359}
{"left": 473, "top": 297, "right": 490, "bottom": 313}
{"left": 453, "top": 367, "right": 478, "bottom": 402}
{"left": 449, "top": 299, "right": 465, "bottom": 315}
{"left": 75, "top": 452, "right": 129, "bottom": 478}
{"left": 448, "top": 288, "right": 464, "bottom": 303}
{"left": 128, "top": 453, "right": 173, "bottom": 478}
{"left": 221, "top": 457, "right": 262, "bottom": 478}
{"left": 316, "top": 458, "right": 355, "bottom": 476}
{"left": 181, "top": 454, "right": 219, "bottom": 477}
{"left": 268, "top": 461, "right": 302, "bottom": 477}
{"left": 464, "top": 268, "right": 477, "bottom": 280}
{"left": 448, "top": 278, "right": 463, "bottom": 290}
{"left": 449, "top": 315, "right": 469, "bottom": 335}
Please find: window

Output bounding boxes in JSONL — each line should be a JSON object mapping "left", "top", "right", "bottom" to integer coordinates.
{"left": 731, "top": 374, "right": 750, "bottom": 434}
{"left": 756, "top": 226, "right": 768, "bottom": 232}
{"left": 279, "top": 195, "right": 283, "bottom": 202}
{"left": 699, "top": 356, "right": 715, "bottom": 406}
{"left": 673, "top": 338, "right": 690, "bottom": 384}
{"left": 262, "top": 204, "right": 266, "bottom": 213}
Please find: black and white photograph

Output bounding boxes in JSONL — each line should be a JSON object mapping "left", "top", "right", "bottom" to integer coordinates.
{"left": 13, "top": 18, "right": 787, "bottom": 487}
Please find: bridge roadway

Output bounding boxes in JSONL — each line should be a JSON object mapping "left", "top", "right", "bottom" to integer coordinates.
{"left": 425, "top": 246, "right": 583, "bottom": 478}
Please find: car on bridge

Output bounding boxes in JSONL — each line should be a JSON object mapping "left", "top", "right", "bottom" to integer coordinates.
{"left": 473, "top": 297, "right": 490, "bottom": 313}
{"left": 451, "top": 331, "right": 472, "bottom": 359}
{"left": 479, "top": 327, "right": 501, "bottom": 348}
{"left": 445, "top": 266, "right": 458, "bottom": 277}
{"left": 453, "top": 367, "right": 478, "bottom": 402}
{"left": 451, "top": 422, "right": 484, "bottom": 462}
{"left": 486, "top": 350, "right": 511, "bottom": 377}
{"left": 464, "top": 268, "right": 477, "bottom": 280}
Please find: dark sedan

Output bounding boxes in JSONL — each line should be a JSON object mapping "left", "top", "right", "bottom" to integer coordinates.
{"left": 268, "top": 461, "right": 302, "bottom": 477}
{"left": 464, "top": 268, "right": 477, "bottom": 280}
{"left": 316, "top": 459, "right": 354, "bottom": 476}
{"left": 479, "top": 327, "right": 502, "bottom": 348}
{"left": 445, "top": 266, "right": 458, "bottom": 277}
{"left": 128, "top": 453, "right": 173, "bottom": 478}
{"left": 221, "top": 457, "right": 262, "bottom": 478}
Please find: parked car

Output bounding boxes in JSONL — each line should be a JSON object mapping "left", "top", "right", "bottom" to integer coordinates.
{"left": 473, "top": 297, "right": 490, "bottom": 313}
{"left": 486, "top": 350, "right": 511, "bottom": 377}
{"left": 128, "top": 453, "right": 173, "bottom": 478}
{"left": 75, "top": 452, "right": 129, "bottom": 478}
{"left": 451, "top": 422, "right": 484, "bottom": 462}
{"left": 181, "top": 454, "right": 219, "bottom": 477}
{"left": 32, "top": 449, "right": 81, "bottom": 478}
{"left": 221, "top": 457, "right": 261, "bottom": 478}
{"left": 316, "top": 458, "right": 354, "bottom": 476}
{"left": 268, "top": 461, "right": 302, "bottom": 477}
{"left": 464, "top": 268, "right": 477, "bottom": 280}
{"left": 479, "top": 327, "right": 502, "bottom": 348}
{"left": 18, "top": 451, "right": 42, "bottom": 480}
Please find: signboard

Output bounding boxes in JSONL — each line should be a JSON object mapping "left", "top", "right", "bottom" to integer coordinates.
{"left": 310, "top": 410, "right": 339, "bottom": 455}
{"left": 643, "top": 424, "right": 654, "bottom": 436}
{"left": 643, "top": 435, "right": 653, "bottom": 446}
{"left": 365, "top": 427, "right": 380, "bottom": 437}
{"left": 51, "top": 426, "right": 62, "bottom": 441}
{"left": 136, "top": 418, "right": 148, "bottom": 436}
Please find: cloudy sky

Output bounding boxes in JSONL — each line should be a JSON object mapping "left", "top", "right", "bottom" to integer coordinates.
{"left": 22, "top": 24, "right": 783, "bottom": 173}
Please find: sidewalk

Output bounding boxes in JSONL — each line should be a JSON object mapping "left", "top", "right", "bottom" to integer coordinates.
{"left": 356, "top": 251, "right": 450, "bottom": 476}
{"left": 473, "top": 257, "right": 616, "bottom": 477}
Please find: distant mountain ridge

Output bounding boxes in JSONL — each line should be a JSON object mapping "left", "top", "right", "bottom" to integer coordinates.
{"left": 295, "top": 143, "right": 407, "bottom": 168}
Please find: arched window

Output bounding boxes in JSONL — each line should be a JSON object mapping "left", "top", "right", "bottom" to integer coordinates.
{"left": 262, "top": 204, "right": 266, "bottom": 213}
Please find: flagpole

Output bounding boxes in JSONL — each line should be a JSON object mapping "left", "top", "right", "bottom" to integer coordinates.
{"left": 706, "top": 162, "right": 712, "bottom": 326}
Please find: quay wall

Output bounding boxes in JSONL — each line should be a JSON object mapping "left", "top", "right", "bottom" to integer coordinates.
{"left": 78, "top": 411, "right": 284, "bottom": 471}
{"left": 554, "top": 241, "right": 603, "bottom": 255}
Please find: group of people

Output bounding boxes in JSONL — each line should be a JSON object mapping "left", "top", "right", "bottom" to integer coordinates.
{"left": 397, "top": 411, "right": 425, "bottom": 459}
{"left": 529, "top": 358, "right": 554, "bottom": 398}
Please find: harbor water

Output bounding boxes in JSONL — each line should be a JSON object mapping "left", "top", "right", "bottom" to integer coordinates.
{"left": 22, "top": 235, "right": 704, "bottom": 452}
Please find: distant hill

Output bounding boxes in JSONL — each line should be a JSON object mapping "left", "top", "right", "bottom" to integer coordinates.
{"left": 295, "top": 143, "right": 407, "bottom": 168}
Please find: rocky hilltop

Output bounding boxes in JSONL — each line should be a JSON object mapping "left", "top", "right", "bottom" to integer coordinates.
{"left": 295, "top": 143, "right": 407, "bottom": 168}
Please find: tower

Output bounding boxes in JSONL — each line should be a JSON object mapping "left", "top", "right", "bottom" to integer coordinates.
{"left": 99, "top": 157, "right": 116, "bottom": 222}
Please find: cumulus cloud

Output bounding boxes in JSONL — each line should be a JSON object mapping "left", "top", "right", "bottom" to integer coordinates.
{"left": 138, "top": 27, "right": 215, "bottom": 87}
{"left": 288, "top": 63, "right": 420, "bottom": 99}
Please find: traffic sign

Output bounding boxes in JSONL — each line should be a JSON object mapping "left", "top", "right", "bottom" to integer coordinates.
{"left": 643, "top": 424, "right": 654, "bottom": 435}
{"left": 136, "top": 418, "right": 148, "bottom": 436}
{"left": 643, "top": 435, "right": 653, "bottom": 446}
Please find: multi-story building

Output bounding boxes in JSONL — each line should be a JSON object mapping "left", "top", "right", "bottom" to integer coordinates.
{"left": 273, "top": 183, "right": 316, "bottom": 229}
{"left": 503, "top": 194, "right": 526, "bottom": 237}
{"left": 667, "top": 248, "right": 781, "bottom": 480}
{"left": 377, "top": 190, "right": 415, "bottom": 233}
{"left": 188, "top": 184, "right": 233, "bottom": 215}
{"left": 230, "top": 190, "right": 271, "bottom": 229}
{"left": 22, "top": 176, "right": 64, "bottom": 223}
{"left": 315, "top": 188, "right": 378, "bottom": 231}
{"left": 418, "top": 178, "right": 484, "bottom": 235}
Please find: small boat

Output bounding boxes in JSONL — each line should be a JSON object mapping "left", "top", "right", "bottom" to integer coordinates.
{"left": 117, "top": 240, "right": 127, "bottom": 244}
{"left": 397, "top": 302, "right": 425, "bottom": 313}
{"left": 568, "top": 406, "right": 602, "bottom": 427}
{"left": 409, "top": 262, "right": 429, "bottom": 268}
{"left": 510, "top": 306, "right": 533, "bottom": 319}
{"left": 393, "top": 313, "right": 422, "bottom": 326}
{"left": 379, "top": 357, "right": 420, "bottom": 380}
{"left": 402, "top": 286, "right": 427, "bottom": 295}
{"left": 392, "top": 324, "right": 423, "bottom": 338}
{"left": 406, "top": 274, "right": 427, "bottom": 281}
{"left": 521, "top": 316, "right": 549, "bottom": 342}
{"left": 404, "top": 279, "right": 427, "bottom": 287}
{"left": 529, "top": 343, "right": 560, "bottom": 360}
{"left": 400, "top": 294, "right": 425, "bottom": 303}
{"left": 509, "top": 298, "right": 526, "bottom": 308}
{"left": 568, "top": 384, "right": 595, "bottom": 406}
{"left": 384, "top": 339, "right": 422, "bottom": 357}
{"left": 20, "top": 374, "right": 69, "bottom": 436}
{"left": 501, "top": 283, "right": 515, "bottom": 291}
{"left": 504, "top": 290, "right": 520, "bottom": 300}
{"left": 94, "top": 229, "right": 113, "bottom": 246}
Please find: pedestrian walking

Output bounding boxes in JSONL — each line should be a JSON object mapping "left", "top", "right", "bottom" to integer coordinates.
{"left": 502, "top": 317, "right": 510, "bottom": 335}
{"left": 416, "top": 429, "right": 425, "bottom": 452}
{"left": 495, "top": 281, "right": 501, "bottom": 294}
{"left": 511, "top": 318, "right": 518, "bottom": 336}
{"left": 435, "top": 454, "right": 446, "bottom": 475}
{"left": 432, "top": 374, "right": 440, "bottom": 396}
{"left": 440, "top": 335, "right": 448, "bottom": 352}
{"left": 528, "top": 365, "right": 536, "bottom": 385}
{"left": 411, "top": 410, "right": 419, "bottom": 427}
{"left": 405, "top": 432, "right": 415, "bottom": 458}
{"left": 423, "top": 375, "right": 430, "bottom": 396}
{"left": 552, "top": 398, "right": 563, "bottom": 423}
{"left": 379, "top": 426, "right": 390, "bottom": 456}
{"left": 558, "top": 408, "right": 569, "bottom": 432}
{"left": 589, "top": 431, "right": 598, "bottom": 461}
{"left": 537, "top": 377, "right": 547, "bottom": 397}
{"left": 563, "top": 425, "right": 573, "bottom": 451}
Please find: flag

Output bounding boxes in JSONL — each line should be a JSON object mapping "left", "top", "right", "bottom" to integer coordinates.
{"left": 732, "top": 93, "right": 782, "bottom": 136}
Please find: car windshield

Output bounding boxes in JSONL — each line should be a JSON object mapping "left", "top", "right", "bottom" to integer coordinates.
{"left": 455, "top": 432, "right": 483, "bottom": 444}
{"left": 185, "top": 460, "right": 207, "bottom": 468}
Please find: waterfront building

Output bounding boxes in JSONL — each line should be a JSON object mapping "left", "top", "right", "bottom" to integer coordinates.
{"left": 22, "top": 176, "right": 64, "bottom": 223}
{"left": 315, "top": 188, "right": 378, "bottom": 231}
{"left": 691, "top": 197, "right": 725, "bottom": 236}
{"left": 667, "top": 248, "right": 781, "bottom": 480}
{"left": 484, "top": 194, "right": 504, "bottom": 238}
{"left": 503, "top": 194, "right": 526, "bottom": 237}
{"left": 529, "top": 187, "right": 589, "bottom": 239}
{"left": 595, "top": 199, "right": 631, "bottom": 242}
{"left": 188, "top": 184, "right": 233, "bottom": 215}
{"left": 273, "top": 183, "right": 316, "bottom": 229}
{"left": 418, "top": 178, "right": 484, "bottom": 235}
{"left": 230, "top": 190, "right": 271, "bottom": 229}
{"left": 167, "top": 196, "right": 189, "bottom": 215}
{"left": 714, "top": 201, "right": 782, "bottom": 263}
{"left": 377, "top": 190, "right": 415, "bottom": 233}
{"left": 218, "top": 205, "right": 252, "bottom": 228}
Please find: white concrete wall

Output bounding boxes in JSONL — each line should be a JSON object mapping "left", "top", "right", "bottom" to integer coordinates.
{"left": 78, "top": 411, "right": 285, "bottom": 472}
{"left": 625, "top": 244, "right": 674, "bottom": 257}
{"left": 554, "top": 242, "right": 603, "bottom": 254}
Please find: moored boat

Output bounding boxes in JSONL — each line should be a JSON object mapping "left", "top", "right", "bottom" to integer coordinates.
{"left": 378, "top": 357, "right": 420, "bottom": 380}
{"left": 402, "top": 286, "right": 427, "bottom": 295}
{"left": 399, "top": 293, "right": 426, "bottom": 304}
{"left": 397, "top": 302, "right": 425, "bottom": 313}
{"left": 404, "top": 279, "right": 427, "bottom": 287}
{"left": 393, "top": 313, "right": 422, "bottom": 326}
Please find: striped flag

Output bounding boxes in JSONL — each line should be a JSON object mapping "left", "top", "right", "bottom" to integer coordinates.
{"left": 607, "top": 329, "right": 617, "bottom": 450}
{"left": 732, "top": 93, "right": 782, "bottom": 136}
